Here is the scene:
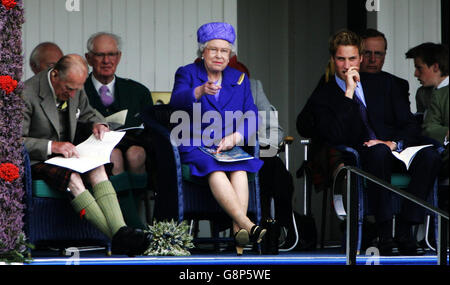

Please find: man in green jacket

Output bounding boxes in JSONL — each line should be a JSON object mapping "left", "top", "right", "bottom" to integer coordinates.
{"left": 406, "top": 43, "right": 449, "bottom": 176}
{"left": 84, "top": 32, "right": 154, "bottom": 227}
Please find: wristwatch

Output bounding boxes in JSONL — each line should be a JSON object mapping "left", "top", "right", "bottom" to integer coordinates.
{"left": 392, "top": 141, "right": 397, "bottom": 150}
{"left": 393, "top": 140, "right": 404, "bottom": 152}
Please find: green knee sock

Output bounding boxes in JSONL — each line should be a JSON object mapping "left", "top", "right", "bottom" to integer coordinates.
{"left": 70, "top": 190, "right": 112, "bottom": 238}
{"left": 92, "top": 180, "right": 126, "bottom": 236}
{"left": 129, "top": 172, "right": 148, "bottom": 189}
{"left": 110, "top": 172, "right": 143, "bottom": 228}
{"left": 128, "top": 172, "right": 149, "bottom": 228}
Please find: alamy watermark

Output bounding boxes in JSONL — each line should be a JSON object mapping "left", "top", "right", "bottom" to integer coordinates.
{"left": 365, "top": 246, "right": 380, "bottom": 265}
{"left": 65, "top": 247, "right": 80, "bottom": 265}
{"left": 366, "top": 0, "right": 380, "bottom": 12}
{"left": 65, "top": 0, "right": 378, "bottom": 13}
{"left": 66, "top": 0, "right": 80, "bottom": 12}
{"left": 169, "top": 103, "right": 279, "bottom": 157}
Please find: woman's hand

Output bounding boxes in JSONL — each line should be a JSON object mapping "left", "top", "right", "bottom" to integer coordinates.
{"left": 363, "top": 139, "right": 397, "bottom": 151}
{"left": 216, "top": 132, "right": 243, "bottom": 153}
{"left": 194, "top": 81, "right": 221, "bottom": 100}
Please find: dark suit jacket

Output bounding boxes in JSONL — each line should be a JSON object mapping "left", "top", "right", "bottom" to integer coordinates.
{"left": 84, "top": 74, "right": 153, "bottom": 129}
{"left": 310, "top": 72, "right": 421, "bottom": 149}
{"left": 381, "top": 71, "right": 411, "bottom": 108}
{"left": 297, "top": 71, "right": 411, "bottom": 138}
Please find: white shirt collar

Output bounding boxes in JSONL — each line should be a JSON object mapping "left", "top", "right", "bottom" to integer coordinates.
{"left": 47, "top": 68, "right": 58, "bottom": 105}
{"left": 91, "top": 74, "right": 116, "bottom": 97}
{"left": 437, "top": 76, "right": 449, "bottom": 89}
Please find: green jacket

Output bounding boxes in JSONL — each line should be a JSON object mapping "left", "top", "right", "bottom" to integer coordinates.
{"left": 415, "top": 86, "right": 434, "bottom": 113}
{"left": 422, "top": 85, "right": 449, "bottom": 163}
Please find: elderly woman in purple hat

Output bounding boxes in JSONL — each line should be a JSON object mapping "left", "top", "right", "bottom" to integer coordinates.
{"left": 169, "top": 22, "right": 266, "bottom": 255}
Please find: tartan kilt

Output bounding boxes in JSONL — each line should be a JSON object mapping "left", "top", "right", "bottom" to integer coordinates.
{"left": 31, "top": 163, "right": 74, "bottom": 193}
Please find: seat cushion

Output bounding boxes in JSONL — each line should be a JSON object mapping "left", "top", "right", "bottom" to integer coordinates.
{"left": 390, "top": 174, "right": 411, "bottom": 189}
{"left": 32, "top": 180, "right": 66, "bottom": 199}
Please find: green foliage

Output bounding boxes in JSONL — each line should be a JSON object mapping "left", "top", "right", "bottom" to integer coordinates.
{"left": 143, "top": 220, "right": 194, "bottom": 256}
{"left": 0, "top": 233, "right": 34, "bottom": 264}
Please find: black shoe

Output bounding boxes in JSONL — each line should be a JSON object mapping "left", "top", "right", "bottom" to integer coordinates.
{"left": 378, "top": 237, "right": 399, "bottom": 256}
{"left": 395, "top": 217, "right": 425, "bottom": 256}
{"left": 249, "top": 225, "right": 267, "bottom": 244}
{"left": 395, "top": 236, "right": 425, "bottom": 256}
{"left": 111, "top": 226, "right": 152, "bottom": 256}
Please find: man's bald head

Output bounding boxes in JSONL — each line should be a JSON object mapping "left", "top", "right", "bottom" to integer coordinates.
{"left": 50, "top": 54, "right": 89, "bottom": 102}
{"left": 30, "top": 42, "right": 64, "bottom": 74}
{"left": 53, "top": 54, "right": 89, "bottom": 80}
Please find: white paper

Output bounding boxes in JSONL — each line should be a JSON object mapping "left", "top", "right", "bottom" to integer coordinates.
{"left": 45, "top": 131, "right": 125, "bottom": 173}
{"left": 105, "top": 109, "right": 128, "bottom": 125}
{"left": 391, "top": 144, "right": 432, "bottom": 170}
{"left": 118, "top": 124, "right": 144, "bottom": 132}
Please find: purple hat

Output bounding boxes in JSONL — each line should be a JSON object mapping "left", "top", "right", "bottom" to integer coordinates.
{"left": 197, "top": 22, "right": 236, "bottom": 44}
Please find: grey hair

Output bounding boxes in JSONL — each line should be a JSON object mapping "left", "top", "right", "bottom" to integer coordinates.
{"left": 54, "top": 54, "right": 88, "bottom": 80}
{"left": 197, "top": 41, "right": 236, "bottom": 58}
{"left": 86, "top": 32, "right": 122, "bottom": 52}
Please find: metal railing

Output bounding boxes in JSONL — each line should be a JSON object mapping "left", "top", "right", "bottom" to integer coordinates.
{"left": 336, "top": 165, "right": 449, "bottom": 265}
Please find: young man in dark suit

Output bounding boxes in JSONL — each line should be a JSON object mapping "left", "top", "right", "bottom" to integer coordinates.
{"left": 309, "top": 30, "right": 441, "bottom": 255}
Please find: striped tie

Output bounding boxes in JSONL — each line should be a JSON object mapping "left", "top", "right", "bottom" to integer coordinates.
{"left": 354, "top": 95, "right": 377, "bottom": 140}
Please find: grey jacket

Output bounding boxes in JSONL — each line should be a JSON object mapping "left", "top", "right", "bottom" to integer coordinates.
{"left": 250, "top": 78, "right": 284, "bottom": 149}
{"left": 22, "top": 69, "right": 106, "bottom": 165}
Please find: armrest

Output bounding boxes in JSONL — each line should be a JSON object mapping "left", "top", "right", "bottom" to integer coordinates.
{"left": 22, "top": 146, "right": 33, "bottom": 201}
{"left": 141, "top": 107, "right": 183, "bottom": 220}
{"left": 283, "top": 136, "right": 294, "bottom": 145}
{"left": 333, "top": 145, "right": 361, "bottom": 168}
{"left": 277, "top": 136, "right": 295, "bottom": 154}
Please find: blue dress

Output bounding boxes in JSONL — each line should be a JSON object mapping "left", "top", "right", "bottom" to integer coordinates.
{"left": 169, "top": 60, "right": 263, "bottom": 177}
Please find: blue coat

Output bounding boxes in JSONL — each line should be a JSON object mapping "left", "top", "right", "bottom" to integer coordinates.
{"left": 169, "top": 60, "right": 263, "bottom": 176}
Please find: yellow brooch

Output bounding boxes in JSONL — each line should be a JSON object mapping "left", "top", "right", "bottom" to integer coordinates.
{"left": 237, "top": 73, "right": 245, "bottom": 85}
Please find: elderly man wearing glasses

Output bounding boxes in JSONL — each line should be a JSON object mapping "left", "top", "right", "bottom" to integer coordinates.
{"left": 84, "top": 32, "right": 154, "bottom": 228}
{"left": 360, "top": 29, "right": 411, "bottom": 106}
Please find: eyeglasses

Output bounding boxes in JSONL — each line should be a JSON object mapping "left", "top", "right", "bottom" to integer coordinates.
{"left": 363, "top": 50, "right": 386, "bottom": 59}
{"left": 90, "top": 51, "right": 121, "bottom": 59}
{"left": 205, "top": 47, "right": 231, "bottom": 56}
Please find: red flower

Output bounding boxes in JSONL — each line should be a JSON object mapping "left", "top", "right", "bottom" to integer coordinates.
{"left": 1, "top": 0, "right": 17, "bottom": 10}
{"left": 0, "top": 163, "right": 20, "bottom": 182}
{"left": 0, "top": 75, "right": 18, "bottom": 94}
{"left": 79, "top": 209, "right": 86, "bottom": 220}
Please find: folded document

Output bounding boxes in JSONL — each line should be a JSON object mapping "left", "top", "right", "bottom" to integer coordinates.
{"left": 45, "top": 131, "right": 125, "bottom": 173}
